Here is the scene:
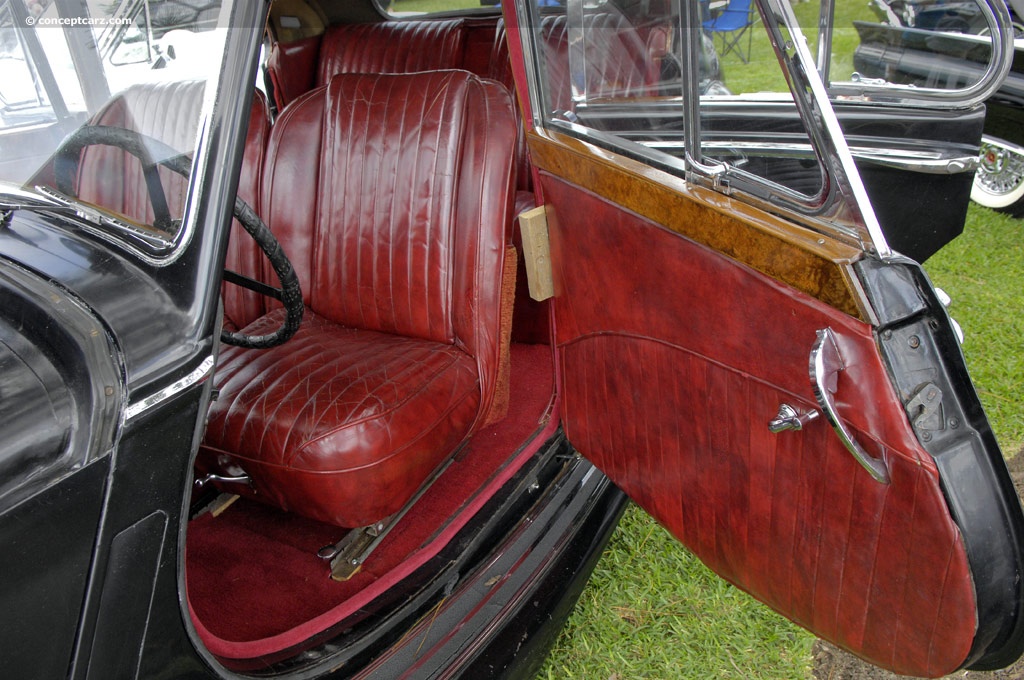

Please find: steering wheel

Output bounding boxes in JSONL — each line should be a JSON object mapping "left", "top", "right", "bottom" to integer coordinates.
{"left": 54, "top": 124, "right": 303, "bottom": 349}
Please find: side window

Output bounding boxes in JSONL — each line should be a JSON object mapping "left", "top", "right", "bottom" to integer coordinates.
{"left": 0, "top": 1, "right": 47, "bottom": 118}
{"left": 2, "top": 0, "right": 231, "bottom": 250}
{"left": 527, "top": 0, "right": 831, "bottom": 200}
{"left": 697, "top": 2, "right": 826, "bottom": 200}
{"left": 0, "top": 0, "right": 76, "bottom": 129}
{"left": 525, "top": 0, "right": 1010, "bottom": 217}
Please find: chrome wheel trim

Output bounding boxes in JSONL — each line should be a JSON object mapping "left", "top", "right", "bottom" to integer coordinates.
{"left": 972, "top": 136, "right": 1024, "bottom": 210}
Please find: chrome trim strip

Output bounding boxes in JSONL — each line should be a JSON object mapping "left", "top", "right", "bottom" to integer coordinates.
{"left": 852, "top": 150, "right": 979, "bottom": 174}
{"left": 125, "top": 354, "right": 215, "bottom": 421}
{"left": 35, "top": 185, "right": 175, "bottom": 250}
{"left": 643, "top": 140, "right": 979, "bottom": 174}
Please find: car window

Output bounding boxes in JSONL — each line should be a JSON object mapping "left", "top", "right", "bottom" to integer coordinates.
{"left": 817, "top": 0, "right": 1011, "bottom": 104}
{"left": 374, "top": 0, "right": 497, "bottom": 18}
{"left": 525, "top": 0, "right": 831, "bottom": 206}
{"left": 0, "top": 0, "right": 230, "bottom": 257}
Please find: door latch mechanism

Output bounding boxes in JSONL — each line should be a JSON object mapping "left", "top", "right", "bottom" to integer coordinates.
{"left": 768, "top": 403, "right": 819, "bottom": 433}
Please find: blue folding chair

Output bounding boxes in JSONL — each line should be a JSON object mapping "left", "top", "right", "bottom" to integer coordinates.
{"left": 702, "top": 0, "right": 756, "bottom": 64}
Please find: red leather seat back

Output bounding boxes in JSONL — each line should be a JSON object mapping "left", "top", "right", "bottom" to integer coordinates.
{"left": 263, "top": 70, "right": 516, "bottom": 408}
{"left": 316, "top": 20, "right": 467, "bottom": 88}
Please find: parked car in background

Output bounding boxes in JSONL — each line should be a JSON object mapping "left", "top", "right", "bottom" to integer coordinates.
{"left": 0, "top": 0, "right": 1022, "bottom": 677}
{"left": 858, "top": 0, "right": 1024, "bottom": 215}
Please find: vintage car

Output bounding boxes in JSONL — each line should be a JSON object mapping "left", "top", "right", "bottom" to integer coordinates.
{"left": 856, "top": 0, "right": 1024, "bottom": 215}
{"left": 1, "top": 0, "right": 1022, "bottom": 677}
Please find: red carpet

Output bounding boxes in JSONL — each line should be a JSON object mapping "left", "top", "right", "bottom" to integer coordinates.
{"left": 186, "top": 343, "right": 554, "bottom": 654}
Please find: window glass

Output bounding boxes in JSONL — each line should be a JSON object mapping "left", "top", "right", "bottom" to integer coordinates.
{"left": 526, "top": 0, "right": 1009, "bottom": 206}
{"left": 376, "top": 0, "right": 497, "bottom": 18}
{"left": 527, "top": 0, "right": 830, "bottom": 199}
{"left": 817, "top": 0, "right": 1004, "bottom": 94}
{"left": 0, "top": 0, "right": 230, "bottom": 252}
{"left": 698, "top": 1, "right": 828, "bottom": 199}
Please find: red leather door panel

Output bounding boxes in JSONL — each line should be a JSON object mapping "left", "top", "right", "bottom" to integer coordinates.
{"left": 534, "top": 132, "right": 979, "bottom": 677}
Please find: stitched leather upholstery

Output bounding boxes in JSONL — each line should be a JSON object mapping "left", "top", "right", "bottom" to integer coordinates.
{"left": 266, "top": 21, "right": 469, "bottom": 112}
{"left": 201, "top": 71, "right": 517, "bottom": 528}
{"left": 316, "top": 20, "right": 466, "bottom": 87}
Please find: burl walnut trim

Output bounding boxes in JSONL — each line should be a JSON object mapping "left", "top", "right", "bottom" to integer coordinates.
{"left": 527, "top": 129, "right": 872, "bottom": 322}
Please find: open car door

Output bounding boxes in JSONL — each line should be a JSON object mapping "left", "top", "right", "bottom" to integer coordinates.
{"left": 505, "top": 0, "right": 1024, "bottom": 675}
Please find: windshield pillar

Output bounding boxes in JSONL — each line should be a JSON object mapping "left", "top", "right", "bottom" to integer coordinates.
{"left": 5, "top": 0, "right": 70, "bottom": 120}
{"left": 57, "top": 0, "right": 110, "bottom": 110}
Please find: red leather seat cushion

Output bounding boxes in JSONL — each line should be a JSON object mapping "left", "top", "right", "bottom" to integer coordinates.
{"left": 202, "top": 309, "right": 480, "bottom": 526}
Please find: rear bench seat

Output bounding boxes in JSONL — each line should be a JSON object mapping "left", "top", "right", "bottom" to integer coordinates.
{"left": 267, "top": 19, "right": 481, "bottom": 113}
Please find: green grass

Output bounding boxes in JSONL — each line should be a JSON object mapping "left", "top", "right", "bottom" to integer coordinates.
{"left": 538, "top": 506, "right": 815, "bottom": 679}
{"left": 717, "top": 0, "right": 878, "bottom": 94}
{"left": 539, "top": 206, "right": 1023, "bottom": 679}
{"left": 389, "top": 0, "right": 482, "bottom": 14}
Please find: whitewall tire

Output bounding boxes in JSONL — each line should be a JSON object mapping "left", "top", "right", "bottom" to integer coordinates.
{"left": 972, "top": 135, "right": 1024, "bottom": 216}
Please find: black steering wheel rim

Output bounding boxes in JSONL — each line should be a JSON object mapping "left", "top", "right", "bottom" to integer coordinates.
{"left": 54, "top": 124, "right": 303, "bottom": 348}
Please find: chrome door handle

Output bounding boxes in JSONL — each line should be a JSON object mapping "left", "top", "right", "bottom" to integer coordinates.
{"left": 810, "top": 328, "right": 890, "bottom": 484}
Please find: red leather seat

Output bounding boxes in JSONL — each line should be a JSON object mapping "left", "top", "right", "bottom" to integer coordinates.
{"left": 316, "top": 20, "right": 466, "bottom": 86}
{"left": 200, "top": 70, "right": 518, "bottom": 528}
{"left": 267, "top": 20, "right": 468, "bottom": 112}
